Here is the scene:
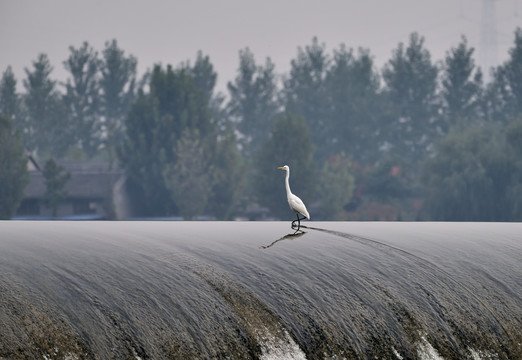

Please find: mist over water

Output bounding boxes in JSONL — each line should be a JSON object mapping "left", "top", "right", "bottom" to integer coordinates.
{"left": 0, "top": 221, "right": 520, "bottom": 359}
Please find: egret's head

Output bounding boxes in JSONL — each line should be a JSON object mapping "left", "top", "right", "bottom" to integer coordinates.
{"left": 277, "top": 165, "right": 289, "bottom": 171}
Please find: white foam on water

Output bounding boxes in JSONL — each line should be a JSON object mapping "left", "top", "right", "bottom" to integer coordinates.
{"left": 43, "top": 352, "right": 79, "bottom": 360}
{"left": 469, "top": 347, "right": 499, "bottom": 360}
{"left": 132, "top": 347, "right": 143, "bottom": 360}
{"left": 417, "top": 335, "right": 444, "bottom": 360}
{"left": 392, "top": 346, "right": 404, "bottom": 359}
{"left": 257, "top": 327, "right": 307, "bottom": 360}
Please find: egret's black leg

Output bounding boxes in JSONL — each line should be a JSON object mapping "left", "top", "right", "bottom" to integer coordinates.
{"left": 296, "top": 214, "right": 307, "bottom": 231}
{"left": 291, "top": 213, "right": 299, "bottom": 230}
{"left": 292, "top": 213, "right": 307, "bottom": 231}
{"left": 297, "top": 213, "right": 305, "bottom": 231}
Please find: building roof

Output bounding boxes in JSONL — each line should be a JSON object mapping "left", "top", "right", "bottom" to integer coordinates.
{"left": 24, "top": 160, "right": 123, "bottom": 199}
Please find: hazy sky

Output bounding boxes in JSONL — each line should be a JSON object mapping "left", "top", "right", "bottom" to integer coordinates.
{"left": 1, "top": 0, "right": 520, "bottom": 93}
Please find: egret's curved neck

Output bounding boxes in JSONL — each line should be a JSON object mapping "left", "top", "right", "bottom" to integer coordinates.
{"left": 285, "top": 169, "right": 292, "bottom": 197}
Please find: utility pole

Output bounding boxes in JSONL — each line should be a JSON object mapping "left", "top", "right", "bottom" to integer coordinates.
{"left": 480, "top": 0, "right": 498, "bottom": 82}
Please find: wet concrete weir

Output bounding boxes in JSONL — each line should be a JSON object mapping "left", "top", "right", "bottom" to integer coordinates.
{"left": 0, "top": 221, "right": 521, "bottom": 359}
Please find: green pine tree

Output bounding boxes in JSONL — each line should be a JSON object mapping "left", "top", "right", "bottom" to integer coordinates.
{"left": 23, "top": 53, "right": 69, "bottom": 157}
{"left": 493, "top": 28, "right": 522, "bottom": 122}
{"left": 283, "top": 37, "right": 330, "bottom": 160}
{"left": 63, "top": 41, "right": 101, "bottom": 157}
{"left": 382, "top": 33, "right": 439, "bottom": 165}
{"left": 325, "top": 46, "right": 381, "bottom": 163}
{"left": 227, "top": 48, "right": 279, "bottom": 157}
{"left": 100, "top": 39, "right": 137, "bottom": 168}
{"left": 441, "top": 37, "right": 483, "bottom": 128}
{"left": 0, "top": 67, "right": 20, "bottom": 124}
{"left": 119, "top": 65, "right": 216, "bottom": 216}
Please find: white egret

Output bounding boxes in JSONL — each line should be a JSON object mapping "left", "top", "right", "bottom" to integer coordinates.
{"left": 277, "top": 165, "right": 310, "bottom": 230}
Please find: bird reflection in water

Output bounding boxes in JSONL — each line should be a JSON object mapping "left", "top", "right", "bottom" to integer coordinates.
{"left": 261, "top": 230, "right": 306, "bottom": 249}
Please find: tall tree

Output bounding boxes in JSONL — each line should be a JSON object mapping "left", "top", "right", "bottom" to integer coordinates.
{"left": 186, "top": 51, "right": 227, "bottom": 129}
{"left": 382, "top": 33, "right": 439, "bottom": 164}
{"left": 23, "top": 53, "right": 69, "bottom": 157}
{"left": 227, "top": 48, "right": 279, "bottom": 157}
{"left": 283, "top": 37, "right": 330, "bottom": 159}
{"left": 441, "top": 37, "right": 483, "bottom": 129}
{"left": 208, "top": 124, "right": 245, "bottom": 220}
{"left": 253, "top": 113, "right": 315, "bottom": 219}
{"left": 163, "top": 129, "right": 213, "bottom": 220}
{"left": 42, "top": 158, "right": 71, "bottom": 217}
{"left": 493, "top": 28, "right": 522, "bottom": 122}
{"left": 184, "top": 53, "right": 244, "bottom": 219}
{"left": 100, "top": 39, "right": 137, "bottom": 168}
{"left": 188, "top": 51, "right": 218, "bottom": 106}
{"left": 325, "top": 46, "right": 381, "bottom": 163}
{"left": 149, "top": 65, "right": 215, "bottom": 140}
{"left": 0, "top": 67, "right": 20, "bottom": 125}
{"left": 119, "top": 65, "right": 215, "bottom": 216}
{"left": 0, "top": 115, "right": 29, "bottom": 219}
{"left": 119, "top": 93, "right": 163, "bottom": 215}
{"left": 63, "top": 41, "right": 101, "bottom": 157}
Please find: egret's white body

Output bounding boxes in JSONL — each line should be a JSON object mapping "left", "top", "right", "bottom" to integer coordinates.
{"left": 278, "top": 165, "right": 310, "bottom": 229}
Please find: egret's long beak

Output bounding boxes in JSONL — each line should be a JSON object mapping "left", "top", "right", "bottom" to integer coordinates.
{"left": 277, "top": 166, "right": 284, "bottom": 170}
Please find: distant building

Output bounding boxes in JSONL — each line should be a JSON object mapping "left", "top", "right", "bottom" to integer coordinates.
{"left": 14, "top": 157, "right": 130, "bottom": 220}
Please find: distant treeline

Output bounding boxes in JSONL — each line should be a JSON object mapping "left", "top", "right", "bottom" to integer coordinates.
{"left": 1, "top": 30, "right": 522, "bottom": 221}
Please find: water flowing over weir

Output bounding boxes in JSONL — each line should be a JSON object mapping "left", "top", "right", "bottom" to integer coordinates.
{"left": 0, "top": 221, "right": 521, "bottom": 359}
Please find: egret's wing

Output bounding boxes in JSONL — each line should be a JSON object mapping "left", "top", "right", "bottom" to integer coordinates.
{"left": 289, "top": 195, "right": 310, "bottom": 219}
